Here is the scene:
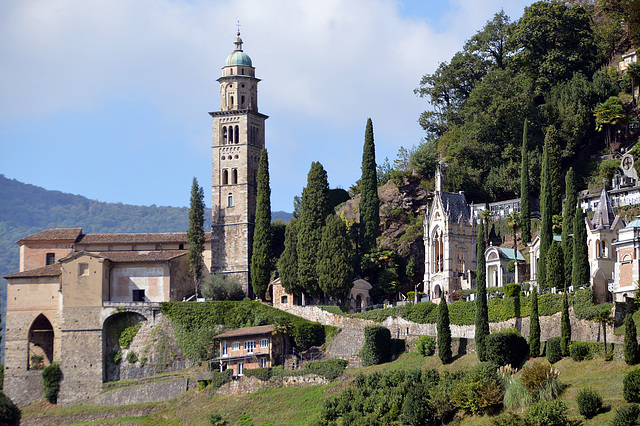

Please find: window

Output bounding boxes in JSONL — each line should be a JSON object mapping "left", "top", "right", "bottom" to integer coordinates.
{"left": 222, "top": 126, "right": 227, "bottom": 145}
{"left": 222, "top": 169, "right": 229, "bottom": 185}
{"left": 235, "top": 125, "right": 239, "bottom": 144}
{"left": 244, "top": 340, "right": 256, "bottom": 353}
{"left": 260, "top": 338, "right": 269, "bottom": 348}
{"left": 228, "top": 193, "right": 234, "bottom": 207}
{"left": 232, "top": 169, "right": 238, "bottom": 184}
{"left": 238, "top": 362, "right": 244, "bottom": 376}
{"left": 78, "top": 263, "right": 89, "bottom": 276}
{"left": 179, "top": 244, "right": 184, "bottom": 250}
{"left": 232, "top": 342, "right": 240, "bottom": 351}
{"left": 222, "top": 341, "right": 228, "bottom": 356}
{"left": 241, "top": 95, "right": 245, "bottom": 106}
{"left": 46, "top": 253, "right": 55, "bottom": 265}
{"left": 230, "top": 96, "right": 234, "bottom": 109}
{"left": 281, "top": 295, "right": 288, "bottom": 304}
{"left": 260, "top": 357, "right": 267, "bottom": 368}
{"left": 132, "top": 289, "right": 145, "bottom": 302}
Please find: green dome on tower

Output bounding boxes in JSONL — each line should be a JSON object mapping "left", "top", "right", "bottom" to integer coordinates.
{"left": 224, "top": 33, "right": 252, "bottom": 67}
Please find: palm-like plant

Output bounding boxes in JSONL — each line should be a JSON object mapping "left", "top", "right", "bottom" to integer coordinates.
{"left": 507, "top": 211, "right": 520, "bottom": 250}
{"left": 594, "top": 96, "right": 632, "bottom": 151}
{"left": 593, "top": 307, "right": 614, "bottom": 358}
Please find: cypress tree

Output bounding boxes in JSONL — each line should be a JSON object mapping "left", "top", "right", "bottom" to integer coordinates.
{"left": 529, "top": 288, "right": 541, "bottom": 357}
{"left": 251, "top": 148, "right": 272, "bottom": 300}
{"left": 538, "top": 132, "right": 553, "bottom": 289}
{"left": 561, "top": 290, "right": 572, "bottom": 357}
{"left": 317, "top": 215, "right": 354, "bottom": 303}
{"left": 625, "top": 313, "right": 640, "bottom": 365}
{"left": 520, "top": 119, "right": 531, "bottom": 244}
{"left": 360, "top": 118, "right": 380, "bottom": 255}
{"left": 475, "top": 221, "right": 489, "bottom": 361}
{"left": 278, "top": 218, "right": 299, "bottom": 295}
{"left": 297, "top": 162, "right": 332, "bottom": 298}
{"left": 572, "top": 206, "right": 590, "bottom": 287}
{"left": 562, "top": 167, "right": 577, "bottom": 284}
{"left": 187, "top": 177, "right": 205, "bottom": 297}
{"left": 546, "top": 125, "right": 563, "bottom": 217}
{"left": 438, "top": 296, "right": 452, "bottom": 364}
{"left": 547, "top": 241, "right": 564, "bottom": 291}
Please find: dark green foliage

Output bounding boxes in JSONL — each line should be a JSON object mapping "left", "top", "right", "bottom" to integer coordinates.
{"left": 545, "top": 126, "right": 562, "bottom": 217}
{"left": 561, "top": 291, "right": 572, "bottom": 356}
{"left": 562, "top": 167, "right": 577, "bottom": 283}
{"left": 520, "top": 121, "right": 531, "bottom": 244}
{"left": 576, "top": 387, "right": 603, "bottom": 419}
{"left": 546, "top": 242, "right": 564, "bottom": 290}
{"left": 611, "top": 403, "right": 640, "bottom": 426}
{"left": 450, "top": 362, "right": 504, "bottom": 415}
{"left": 570, "top": 341, "right": 592, "bottom": 361}
{"left": 243, "top": 367, "right": 272, "bottom": 381}
{"left": 521, "top": 362, "right": 557, "bottom": 398}
{"left": 291, "top": 321, "right": 324, "bottom": 350}
{"left": 304, "top": 359, "right": 348, "bottom": 380}
{"left": 251, "top": 148, "right": 272, "bottom": 300}
{"left": 317, "top": 215, "right": 354, "bottom": 302}
{"left": 530, "top": 288, "right": 541, "bottom": 357}
{"left": 360, "top": 325, "right": 391, "bottom": 366}
{"left": 126, "top": 351, "right": 138, "bottom": 364}
{"left": 297, "top": 162, "right": 332, "bottom": 298}
{"left": 491, "top": 412, "right": 528, "bottom": 426}
{"left": 416, "top": 335, "right": 436, "bottom": 356}
{"left": 625, "top": 368, "right": 640, "bottom": 403}
{"left": 278, "top": 219, "right": 299, "bottom": 295}
{"left": 0, "top": 391, "right": 20, "bottom": 426}
{"left": 202, "top": 274, "right": 244, "bottom": 301}
{"left": 187, "top": 177, "right": 206, "bottom": 297}
{"left": 0, "top": 364, "right": 3, "bottom": 390}
{"left": 119, "top": 322, "right": 142, "bottom": 349}
{"left": 546, "top": 337, "right": 562, "bottom": 364}
{"left": 438, "top": 297, "right": 453, "bottom": 364}
{"left": 42, "top": 363, "right": 62, "bottom": 404}
{"left": 538, "top": 130, "right": 554, "bottom": 289}
{"left": 572, "top": 206, "right": 590, "bottom": 287}
{"left": 505, "top": 283, "right": 521, "bottom": 297}
{"left": 211, "top": 369, "right": 233, "bottom": 389}
{"left": 402, "top": 384, "right": 434, "bottom": 425}
{"left": 625, "top": 313, "right": 640, "bottom": 365}
{"left": 359, "top": 118, "right": 380, "bottom": 255}
{"left": 525, "top": 399, "right": 569, "bottom": 426}
{"left": 475, "top": 221, "right": 489, "bottom": 361}
{"left": 485, "top": 330, "right": 529, "bottom": 367}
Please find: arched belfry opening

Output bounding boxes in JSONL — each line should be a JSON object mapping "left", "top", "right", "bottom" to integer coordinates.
{"left": 28, "top": 314, "right": 54, "bottom": 369}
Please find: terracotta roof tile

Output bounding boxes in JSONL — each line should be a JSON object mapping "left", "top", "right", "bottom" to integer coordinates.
{"left": 96, "top": 250, "right": 188, "bottom": 262}
{"left": 4, "top": 264, "right": 61, "bottom": 279}
{"left": 215, "top": 325, "right": 275, "bottom": 339}
{"left": 18, "top": 228, "right": 82, "bottom": 244}
{"left": 77, "top": 232, "right": 211, "bottom": 244}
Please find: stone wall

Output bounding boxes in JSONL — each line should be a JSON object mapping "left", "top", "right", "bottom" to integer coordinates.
{"left": 215, "top": 374, "right": 328, "bottom": 396}
{"left": 87, "top": 378, "right": 190, "bottom": 406}
{"left": 4, "top": 371, "right": 43, "bottom": 407}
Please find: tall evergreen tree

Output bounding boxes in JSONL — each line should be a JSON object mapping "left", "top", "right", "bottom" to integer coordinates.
{"left": 546, "top": 125, "right": 563, "bottom": 217}
{"left": 538, "top": 131, "right": 553, "bottom": 289}
{"left": 359, "top": 118, "right": 380, "bottom": 255}
{"left": 560, "top": 290, "right": 572, "bottom": 356}
{"left": 297, "top": 162, "right": 332, "bottom": 298}
{"left": 547, "top": 241, "right": 564, "bottom": 291}
{"left": 187, "top": 177, "right": 205, "bottom": 297}
{"left": 278, "top": 218, "right": 299, "bottom": 295}
{"left": 475, "top": 221, "right": 489, "bottom": 361}
{"left": 520, "top": 119, "right": 531, "bottom": 244}
{"left": 562, "top": 167, "right": 577, "bottom": 284}
{"left": 529, "top": 288, "right": 541, "bottom": 357}
{"left": 317, "top": 215, "right": 354, "bottom": 303}
{"left": 251, "top": 148, "right": 272, "bottom": 300}
{"left": 572, "top": 206, "right": 590, "bottom": 287}
{"left": 625, "top": 313, "right": 640, "bottom": 365}
{"left": 438, "top": 296, "right": 453, "bottom": 364}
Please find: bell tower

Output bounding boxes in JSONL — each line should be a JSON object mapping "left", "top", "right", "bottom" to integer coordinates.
{"left": 210, "top": 32, "right": 268, "bottom": 295}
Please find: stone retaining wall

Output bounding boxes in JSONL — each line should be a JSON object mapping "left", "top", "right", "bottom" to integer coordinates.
{"left": 86, "top": 378, "right": 190, "bottom": 406}
{"left": 215, "top": 374, "right": 328, "bottom": 396}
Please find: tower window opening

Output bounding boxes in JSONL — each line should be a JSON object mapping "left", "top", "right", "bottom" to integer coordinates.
{"left": 241, "top": 95, "right": 245, "bottom": 106}
{"left": 222, "top": 169, "right": 229, "bottom": 185}
{"left": 232, "top": 169, "right": 238, "bottom": 184}
{"left": 230, "top": 96, "right": 234, "bottom": 109}
{"left": 242, "top": 68, "right": 245, "bottom": 75}
{"left": 222, "top": 126, "right": 228, "bottom": 145}
{"left": 228, "top": 193, "right": 234, "bottom": 207}
{"left": 235, "top": 125, "right": 240, "bottom": 144}
{"left": 229, "top": 126, "right": 234, "bottom": 145}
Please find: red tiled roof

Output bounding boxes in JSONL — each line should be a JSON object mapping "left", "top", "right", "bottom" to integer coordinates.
{"left": 96, "top": 250, "right": 188, "bottom": 263}
{"left": 215, "top": 325, "right": 275, "bottom": 339}
{"left": 4, "top": 263, "right": 61, "bottom": 279}
{"left": 18, "top": 228, "right": 82, "bottom": 244}
{"left": 76, "top": 232, "right": 212, "bottom": 244}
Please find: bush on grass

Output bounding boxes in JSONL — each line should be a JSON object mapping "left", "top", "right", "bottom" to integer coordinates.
{"left": 484, "top": 329, "right": 529, "bottom": 367}
{"left": 546, "top": 337, "right": 562, "bottom": 364}
{"left": 415, "top": 335, "right": 436, "bottom": 356}
{"left": 576, "top": 387, "right": 603, "bottom": 419}
{"left": 624, "top": 368, "right": 640, "bottom": 403}
{"left": 360, "top": 325, "right": 391, "bottom": 366}
{"left": 305, "top": 359, "right": 348, "bottom": 380}
{"left": 524, "top": 400, "right": 568, "bottom": 426}
{"left": 610, "top": 403, "right": 640, "bottom": 426}
{"left": 570, "top": 341, "right": 592, "bottom": 361}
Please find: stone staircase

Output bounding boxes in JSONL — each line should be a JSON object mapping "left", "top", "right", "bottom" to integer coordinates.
{"left": 326, "top": 326, "right": 365, "bottom": 367}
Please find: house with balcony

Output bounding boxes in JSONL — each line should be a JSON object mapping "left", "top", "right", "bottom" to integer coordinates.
{"left": 213, "top": 325, "right": 287, "bottom": 376}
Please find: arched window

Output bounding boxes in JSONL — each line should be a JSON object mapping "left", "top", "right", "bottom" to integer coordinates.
{"left": 29, "top": 314, "right": 54, "bottom": 369}
{"left": 241, "top": 95, "right": 245, "bottom": 106}
{"left": 235, "top": 125, "right": 239, "bottom": 144}
{"left": 229, "top": 126, "right": 234, "bottom": 144}
{"left": 230, "top": 96, "right": 234, "bottom": 109}
{"left": 232, "top": 169, "right": 238, "bottom": 184}
{"left": 222, "top": 126, "right": 227, "bottom": 145}
{"left": 222, "top": 169, "right": 229, "bottom": 185}
{"left": 228, "top": 193, "right": 234, "bottom": 207}
{"left": 596, "top": 240, "right": 601, "bottom": 258}
{"left": 602, "top": 240, "right": 608, "bottom": 258}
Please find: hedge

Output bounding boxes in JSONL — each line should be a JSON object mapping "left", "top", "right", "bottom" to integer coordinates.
{"left": 243, "top": 367, "right": 272, "bottom": 381}
{"left": 211, "top": 369, "right": 233, "bottom": 389}
{"left": 485, "top": 330, "right": 529, "bottom": 367}
{"left": 305, "top": 359, "right": 348, "bottom": 380}
{"left": 361, "top": 325, "right": 391, "bottom": 366}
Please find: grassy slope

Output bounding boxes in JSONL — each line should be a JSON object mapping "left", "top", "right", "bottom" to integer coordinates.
{"left": 21, "top": 350, "right": 633, "bottom": 426}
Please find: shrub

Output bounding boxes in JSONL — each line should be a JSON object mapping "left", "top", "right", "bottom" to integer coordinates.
{"left": 211, "top": 369, "right": 233, "bottom": 390}
{"left": 505, "top": 283, "right": 521, "bottom": 297}
{"left": 484, "top": 330, "right": 529, "bottom": 367}
{"left": 360, "top": 325, "right": 391, "bottom": 366}
{"left": 570, "top": 341, "right": 593, "bottom": 361}
{"left": 537, "top": 375, "right": 565, "bottom": 402}
{"left": 450, "top": 363, "right": 503, "bottom": 415}
{"left": 503, "top": 377, "right": 533, "bottom": 411}
{"left": 576, "top": 387, "right": 603, "bottom": 419}
{"left": 119, "top": 322, "right": 142, "bottom": 349}
{"left": 42, "top": 363, "right": 62, "bottom": 404}
{"left": 610, "top": 403, "right": 640, "bottom": 426}
{"left": 625, "top": 313, "right": 640, "bottom": 365}
{"left": 401, "top": 384, "right": 434, "bottom": 425}
{"left": 546, "top": 337, "right": 562, "bottom": 364}
{"left": 624, "top": 368, "right": 640, "bottom": 403}
{"left": 415, "top": 335, "right": 436, "bottom": 356}
{"left": 209, "top": 413, "right": 228, "bottom": 425}
{"left": 291, "top": 321, "right": 325, "bottom": 350}
{"left": 30, "top": 355, "right": 44, "bottom": 370}
{"left": 243, "top": 367, "right": 272, "bottom": 381}
{"left": 524, "top": 400, "right": 568, "bottom": 426}
{"left": 113, "top": 349, "right": 122, "bottom": 364}
{"left": 126, "top": 351, "right": 138, "bottom": 364}
{"left": 305, "top": 359, "right": 348, "bottom": 380}
{"left": 520, "top": 362, "right": 562, "bottom": 402}
{"left": 202, "top": 274, "right": 244, "bottom": 301}
{"left": 491, "top": 412, "right": 528, "bottom": 426}
{"left": 197, "top": 380, "right": 209, "bottom": 391}
{"left": 0, "top": 391, "right": 20, "bottom": 426}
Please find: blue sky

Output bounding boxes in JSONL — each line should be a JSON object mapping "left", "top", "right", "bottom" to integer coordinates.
{"left": 0, "top": 0, "right": 534, "bottom": 213}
